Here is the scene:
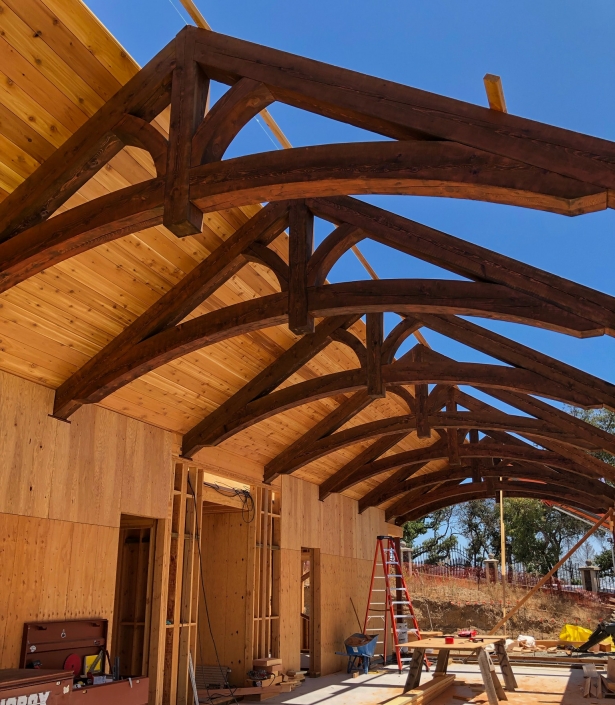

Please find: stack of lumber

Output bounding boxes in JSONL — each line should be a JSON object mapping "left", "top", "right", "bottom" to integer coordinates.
{"left": 582, "top": 663, "right": 614, "bottom": 698}
{"left": 381, "top": 674, "right": 455, "bottom": 705}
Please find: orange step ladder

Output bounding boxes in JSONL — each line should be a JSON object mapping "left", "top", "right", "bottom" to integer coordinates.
{"left": 363, "top": 535, "right": 426, "bottom": 672}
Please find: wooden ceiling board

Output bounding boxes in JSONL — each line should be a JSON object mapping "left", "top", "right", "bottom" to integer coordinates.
{"left": 0, "top": 0, "right": 442, "bottom": 500}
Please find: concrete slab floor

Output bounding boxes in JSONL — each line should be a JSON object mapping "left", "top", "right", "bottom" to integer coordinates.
{"left": 261, "top": 663, "right": 611, "bottom": 705}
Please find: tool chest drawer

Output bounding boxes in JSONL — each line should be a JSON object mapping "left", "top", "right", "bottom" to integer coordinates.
{"left": 72, "top": 677, "right": 149, "bottom": 704}
{"left": 0, "top": 669, "right": 73, "bottom": 704}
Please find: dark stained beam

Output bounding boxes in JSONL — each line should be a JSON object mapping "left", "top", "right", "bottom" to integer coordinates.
{"left": 319, "top": 433, "right": 408, "bottom": 501}
{"left": 283, "top": 410, "right": 579, "bottom": 478}
{"left": 391, "top": 480, "right": 609, "bottom": 523}
{"left": 382, "top": 462, "right": 615, "bottom": 516}
{"left": 366, "top": 313, "right": 384, "bottom": 398}
{"left": 55, "top": 279, "right": 605, "bottom": 418}
{"left": 362, "top": 448, "right": 610, "bottom": 511}
{"left": 181, "top": 315, "right": 359, "bottom": 458}
{"left": 447, "top": 387, "right": 461, "bottom": 466}
{"left": 163, "top": 30, "right": 209, "bottom": 237}
{"left": 288, "top": 201, "right": 314, "bottom": 334}
{"left": 189, "top": 142, "right": 605, "bottom": 217}
{"left": 0, "top": 38, "right": 175, "bottom": 241}
{"left": 307, "top": 223, "right": 364, "bottom": 286}
{"left": 418, "top": 314, "right": 615, "bottom": 410}
{"left": 53, "top": 201, "right": 290, "bottom": 420}
{"left": 264, "top": 391, "right": 372, "bottom": 483}
{"left": 388, "top": 386, "right": 416, "bottom": 414}
{"left": 192, "top": 77, "right": 274, "bottom": 165}
{"left": 456, "top": 390, "right": 614, "bottom": 482}
{"left": 194, "top": 29, "right": 615, "bottom": 190}
{"left": 411, "top": 345, "right": 430, "bottom": 438}
{"left": 332, "top": 438, "right": 449, "bottom": 498}
{"left": 0, "top": 179, "right": 164, "bottom": 295}
{"left": 469, "top": 429, "right": 481, "bottom": 482}
{"left": 357, "top": 461, "right": 432, "bottom": 514}
{"left": 185, "top": 357, "right": 606, "bottom": 446}
{"left": 309, "top": 196, "right": 615, "bottom": 334}
{"left": 381, "top": 318, "right": 424, "bottom": 365}
{"left": 357, "top": 430, "right": 604, "bottom": 513}
{"left": 480, "top": 388, "right": 615, "bottom": 455}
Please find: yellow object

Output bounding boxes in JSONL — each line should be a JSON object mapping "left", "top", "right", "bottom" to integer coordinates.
{"left": 559, "top": 624, "right": 613, "bottom": 645}
{"left": 559, "top": 624, "right": 593, "bottom": 642}
{"left": 84, "top": 654, "right": 103, "bottom": 674}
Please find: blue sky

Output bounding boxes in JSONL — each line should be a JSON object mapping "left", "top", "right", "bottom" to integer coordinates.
{"left": 86, "top": 0, "right": 615, "bottom": 396}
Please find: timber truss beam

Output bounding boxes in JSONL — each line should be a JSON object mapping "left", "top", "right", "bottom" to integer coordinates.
{"left": 390, "top": 479, "right": 611, "bottom": 524}
{"left": 1, "top": 27, "right": 614, "bottom": 520}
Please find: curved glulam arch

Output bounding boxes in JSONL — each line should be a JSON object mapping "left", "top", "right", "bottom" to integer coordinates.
{"left": 358, "top": 457, "right": 615, "bottom": 511}
{"left": 0, "top": 26, "right": 612, "bottom": 517}
{"left": 388, "top": 480, "right": 610, "bottom": 524}
{"left": 187, "top": 360, "right": 602, "bottom": 449}
{"left": 264, "top": 410, "right": 591, "bottom": 477}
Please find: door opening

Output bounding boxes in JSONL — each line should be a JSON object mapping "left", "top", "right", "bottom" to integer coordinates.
{"left": 300, "top": 548, "right": 320, "bottom": 677}
{"left": 111, "top": 515, "right": 156, "bottom": 678}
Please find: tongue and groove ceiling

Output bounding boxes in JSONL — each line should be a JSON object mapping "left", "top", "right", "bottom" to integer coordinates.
{"left": 0, "top": 4, "right": 615, "bottom": 521}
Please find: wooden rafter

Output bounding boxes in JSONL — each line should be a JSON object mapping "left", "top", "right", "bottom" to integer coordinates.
{"left": 390, "top": 479, "right": 610, "bottom": 524}
{"left": 178, "top": 356, "right": 608, "bottom": 448}
{"left": 44, "top": 279, "right": 605, "bottom": 419}
{"left": 1, "top": 25, "right": 614, "bottom": 521}
{"left": 53, "top": 201, "right": 290, "bottom": 419}
{"left": 358, "top": 445, "right": 611, "bottom": 511}
{"left": 275, "top": 410, "right": 589, "bottom": 478}
{"left": 264, "top": 391, "right": 373, "bottom": 482}
{"left": 416, "top": 315, "right": 615, "bottom": 410}
{"left": 181, "top": 314, "right": 360, "bottom": 458}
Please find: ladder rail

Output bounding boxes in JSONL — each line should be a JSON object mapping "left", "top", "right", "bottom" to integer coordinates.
{"left": 363, "top": 536, "right": 429, "bottom": 673}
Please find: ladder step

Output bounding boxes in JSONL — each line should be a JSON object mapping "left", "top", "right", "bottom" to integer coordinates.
{"left": 366, "top": 538, "right": 419, "bottom": 659}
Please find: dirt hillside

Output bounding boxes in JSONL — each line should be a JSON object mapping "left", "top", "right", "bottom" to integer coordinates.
{"left": 407, "top": 576, "right": 612, "bottom": 638}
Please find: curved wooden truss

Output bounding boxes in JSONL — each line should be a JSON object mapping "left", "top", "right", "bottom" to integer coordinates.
{"left": 2, "top": 26, "right": 615, "bottom": 522}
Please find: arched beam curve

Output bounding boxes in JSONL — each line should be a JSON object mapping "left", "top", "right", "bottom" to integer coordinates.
{"left": 189, "top": 141, "right": 604, "bottom": 216}
{"left": 192, "top": 361, "right": 600, "bottom": 449}
{"left": 359, "top": 457, "right": 614, "bottom": 512}
{"left": 350, "top": 438, "right": 607, "bottom": 494}
{"left": 268, "top": 411, "right": 587, "bottom": 477}
{"left": 388, "top": 481, "right": 610, "bottom": 523}
{"left": 59, "top": 279, "right": 600, "bottom": 417}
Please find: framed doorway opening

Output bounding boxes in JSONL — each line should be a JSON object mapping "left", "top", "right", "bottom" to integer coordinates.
{"left": 300, "top": 548, "right": 321, "bottom": 677}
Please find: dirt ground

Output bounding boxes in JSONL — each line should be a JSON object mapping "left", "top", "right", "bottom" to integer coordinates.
{"left": 407, "top": 576, "right": 613, "bottom": 638}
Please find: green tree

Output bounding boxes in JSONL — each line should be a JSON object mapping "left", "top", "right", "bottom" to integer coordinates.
{"left": 595, "top": 547, "right": 614, "bottom": 576}
{"left": 403, "top": 507, "right": 458, "bottom": 564}
{"left": 503, "top": 499, "right": 586, "bottom": 574}
{"left": 454, "top": 499, "right": 500, "bottom": 567}
{"left": 568, "top": 407, "right": 615, "bottom": 468}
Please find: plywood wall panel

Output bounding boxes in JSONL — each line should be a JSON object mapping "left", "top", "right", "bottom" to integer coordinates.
{"left": 320, "top": 555, "right": 373, "bottom": 676}
{"left": 120, "top": 418, "right": 173, "bottom": 519}
{"left": 278, "top": 548, "right": 301, "bottom": 673}
{"left": 0, "top": 368, "right": 173, "bottom": 527}
{"left": 0, "top": 372, "right": 66, "bottom": 519}
{"left": 0, "top": 513, "right": 18, "bottom": 662}
{"left": 0, "top": 514, "right": 119, "bottom": 668}
{"left": 50, "top": 405, "right": 124, "bottom": 526}
{"left": 198, "top": 511, "right": 252, "bottom": 686}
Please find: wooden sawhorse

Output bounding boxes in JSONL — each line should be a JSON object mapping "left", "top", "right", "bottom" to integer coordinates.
{"left": 402, "top": 637, "right": 517, "bottom": 705}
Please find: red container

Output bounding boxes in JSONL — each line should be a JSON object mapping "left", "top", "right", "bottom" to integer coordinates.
{"left": 0, "top": 670, "right": 73, "bottom": 704}
{"left": 444, "top": 636, "right": 454, "bottom": 644}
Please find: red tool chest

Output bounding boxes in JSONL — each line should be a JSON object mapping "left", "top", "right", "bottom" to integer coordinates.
{"left": 17, "top": 619, "right": 148, "bottom": 705}
{"left": 0, "top": 669, "right": 73, "bottom": 703}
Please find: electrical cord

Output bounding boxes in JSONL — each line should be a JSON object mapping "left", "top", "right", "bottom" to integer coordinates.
{"left": 203, "top": 481, "right": 256, "bottom": 524}
{"left": 188, "top": 475, "right": 241, "bottom": 705}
